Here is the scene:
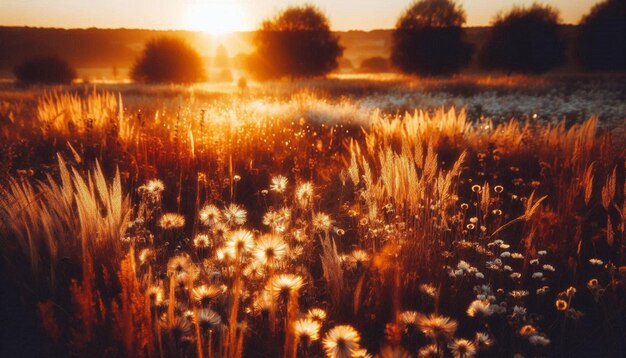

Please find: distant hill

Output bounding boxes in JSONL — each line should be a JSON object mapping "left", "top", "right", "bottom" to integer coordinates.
{"left": 0, "top": 26, "right": 580, "bottom": 79}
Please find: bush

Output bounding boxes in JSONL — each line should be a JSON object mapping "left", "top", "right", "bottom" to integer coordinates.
{"left": 131, "top": 37, "right": 206, "bottom": 84}
{"left": 576, "top": 0, "right": 626, "bottom": 71}
{"left": 391, "top": 0, "right": 473, "bottom": 76}
{"left": 359, "top": 57, "right": 389, "bottom": 73}
{"left": 479, "top": 4, "right": 566, "bottom": 74}
{"left": 13, "top": 56, "right": 76, "bottom": 84}
{"left": 246, "top": 5, "right": 343, "bottom": 80}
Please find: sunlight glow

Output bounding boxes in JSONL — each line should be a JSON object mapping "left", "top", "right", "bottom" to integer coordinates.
{"left": 183, "top": 1, "right": 248, "bottom": 35}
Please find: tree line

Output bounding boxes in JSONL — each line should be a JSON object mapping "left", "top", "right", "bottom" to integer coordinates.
{"left": 13, "top": 0, "right": 626, "bottom": 84}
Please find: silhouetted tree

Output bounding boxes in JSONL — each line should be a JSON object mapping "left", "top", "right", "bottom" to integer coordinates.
{"left": 391, "top": 0, "right": 473, "bottom": 76}
{"left": 479, "top": 4, "right": 566, "bottom": 74}
{"left": 131, "top": 37, "right": 206, "bottom": 84}
{"left": 246, "top": 5, "right": 343, "bottom": 80}
{"left": 576, "top": 0, "right": 626, "bottom": 71}
{"left": 13, "top": 56, "right": 76, "bottom": 84}
{"left": 359, "top": 57, "right": 389, "bottom": 73}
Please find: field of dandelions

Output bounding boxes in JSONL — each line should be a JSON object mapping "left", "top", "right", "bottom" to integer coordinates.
{"left": 0, "top": 76, "right": 625, "bottom": 357}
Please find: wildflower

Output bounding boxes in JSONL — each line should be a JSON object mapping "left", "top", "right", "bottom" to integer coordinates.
{"left": 192, "top": 284, "right": 224, "bottom": 306}
{"left": 511, "top": 253, "right": 524, "bottom": 259}
{"left": 542, "top": 264, "right": 555, "bottom": 272}
{"left": 418, "top": 344, "right": 438, "bottom": 358}
{"left": 266, "top": 273, "right": 304, "bottom": 299}
{"left": 253, "top": 234, "right": 287, "bottom": 265}
{"left": 294, "top": 318, "right": 321, "bottom": 342}
{"left": 144, "top": 179, "right": 165, "bottom": 193}
{"left": 252, "top": 291, "right": 272, "bottom": 313}
{"left": 509, "top": 290, "right": 529, "bottom": 299}
{"left": 420, "top": 284, "right": 437, "bottom": 298}
{"left": 158, "top": 213, "right": 185, "bottom": 229}
{"left": 222, "top": 203, "right": 247, "bottom": 226}
{"left": 448, "top": 338, "right": 476, "bottom": 358}
{"left": 510, "top": 272, "right": 521, "bottom": 279}
{"left": 475, "top": 272, "right": 484, "bottom": 279}
{"left": 307, "top": 307, "right": 328, "bottom": 321}
{"left": 347, "top": 249, "right": 370, "bottom": 268}
{"left": 160, "top": 316, "right": 193, "bottom": 341}
{"left": 512, "top": 306, "right": 527, "bottom": 317}
{"left": 194, "top": 308, "right": 222, "bottom": 331}
{"left": 399, "top": 310, "right": 422, "bottom": 329}
{"left": 467, "top": 300, "right": 493, "bottom": 317}
{"left": 475, "top": 332, "right": 493, "bottom": 349}
{"left": 167, "top": 254, "right": 192, "bottom": 278}
{"left": 138, "top": 248, "right": 154, "bottom": 265}
{"left": 269, "top": 175, "right": 288, "bottom": 193}
{"left": 322, "top": 325, "right": 361, "bottom": 358}
{"left": 199, "top": 204, "right": 221, "bottom": 226}
{"left": 564, "top": 286, "right": 577, "bottom": 298}
{"left": 528, "top": 334, "right": 550, "bottom": 346}
{"left": 224, "top": 229, "right": 254, "bottom": 256}
{"left": 471, "top": 185, "right": 482, "bottom": 193}
{"left": 587, "top": 278, "right": 599, "bottom": 290}
{"left": 193, "top": 234, "right": 211, "bottom": 249}
{"left": 147, "top": 285, "right": 164, "bottom": 306}
{"left": 500, "top": 251, "right": 511, "bottom": 258}
{"left": 537, "top": 286, "right": 550, "bottom": 295}
{"left": 555, "top": 299, "right": 568, "bottom": 311}
{"left": 589, "top": 258, "right": 603, "bottom": 266}
{"left": 293, "top": 229, "right": 308, "bottom": 243}
{"left": 519, "top": 324, "right": 536, "bottom": 336}
{"left": 312, "top": 212, "right": 333, "bottom": 232}
{"left": 416, "top": 314, "right": 458, "bottom": 341}
{"left": 494, "top": 185, "right": 504, "bottom": 193}
{"left": 531, "top": 272, "right": 543, "bottom": 279}
{"left": 295, "top": 182, "right": 314, "bottom": 207}
{"left": 538, "top": 250, "right": 547, "bottom": 256}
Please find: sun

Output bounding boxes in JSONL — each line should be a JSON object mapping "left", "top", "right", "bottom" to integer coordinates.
{"left": 184, "top": 1, "right": 247, "bottom": 35}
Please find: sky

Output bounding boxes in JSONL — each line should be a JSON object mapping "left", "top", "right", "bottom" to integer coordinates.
{"left": 0, "top": 0, "right": 604, "bottom": 32}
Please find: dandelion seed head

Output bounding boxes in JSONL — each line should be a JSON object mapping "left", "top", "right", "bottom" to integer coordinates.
{"left": 296, "top": 182, "right": 314, "bottom": 207}
{"left": 158, "top": 213, "right": 185, "bottom": 229}
{"left": 448, "top": 338, "right": 476, "bottom": 358}
{"left": 322, "top": 325, "right": 361, "bottom": 358}
{"left": 193, "top": 234, "right": 211, "bottom": 249}
{"left": 253, "top": 234, "right": 287, "bottom": 265}
{"left": 199, "top": 204, "right": 222, "bottom": 226}
{"left": 294, "top": 318, "right": 321, "bottom": 341}
{"left": 269, "top": 175, "right": 288, "bottom": 193}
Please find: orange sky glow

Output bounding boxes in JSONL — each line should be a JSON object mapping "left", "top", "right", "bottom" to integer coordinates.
{"left": 0, "top": 0, "right": 604, "bottom": 33}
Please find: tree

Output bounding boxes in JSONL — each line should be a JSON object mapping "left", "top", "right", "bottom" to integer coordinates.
{"left": 246, "top": 5, "right": 343, "bottom": 80}
{"left": 576, "top": 0, "right": 626, "bottom": 71}
{"left": 359, "top": 57, "right": 389, "bottom": 73}
{"left": 13, "top": 56, "right": 76, "bottom": 84}
{"left": 131, "top": 37, "right": 206, "bottom": 84}
{"left": 479, "top": 4, "right": 566, "bottom": 74}
{"left": 391, "top": 0, "right": 473, "bottom": 76}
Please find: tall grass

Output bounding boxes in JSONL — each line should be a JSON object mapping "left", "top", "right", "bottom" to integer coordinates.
{"left": 0, "top": 86, "right": 624, "bottom": 357}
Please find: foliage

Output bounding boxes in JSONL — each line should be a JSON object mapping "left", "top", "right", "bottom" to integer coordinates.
{"left": 358, "top": 57, "right": 389, "bottom": 73}
{"left": 246, "top": 5, "right": 343, "bottom": 80}
{"left": 131, "top": 37, "right": 206, "bottom": 84}
{"left": 391, "top": 0, "right": 473, "bottom": 76}
{"left": 576, "top": 0, "right": 626, "bottom": 71}
{"left": 479, "top": 4, "right": 566, "bottom": 74}
{"left": 13, "top": 56, "right": 76, "bottom": 84}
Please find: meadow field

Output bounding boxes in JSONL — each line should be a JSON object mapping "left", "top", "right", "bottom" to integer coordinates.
{"left": 1, "top": 75, "right": 625, "bottom": 357}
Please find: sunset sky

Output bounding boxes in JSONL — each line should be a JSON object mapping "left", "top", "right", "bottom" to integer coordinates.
{"left": 1, "top": 0, "right": 603, "bottom": 33}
